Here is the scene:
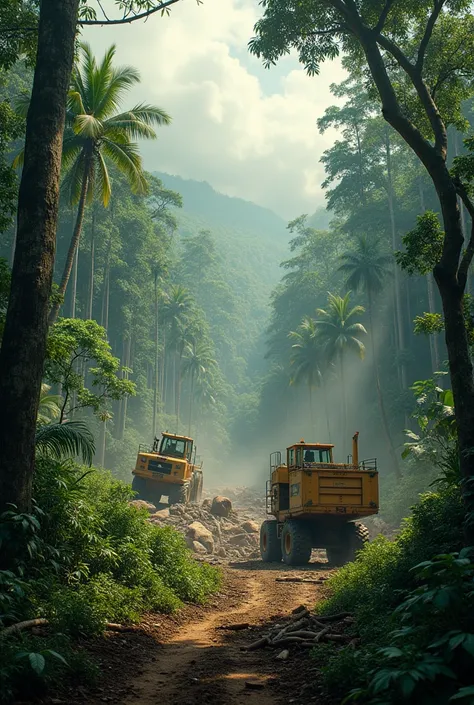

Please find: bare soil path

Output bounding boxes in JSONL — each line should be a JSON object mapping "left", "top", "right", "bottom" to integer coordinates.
{"left": 119, "top": 559, "right": 331, "bottom": 705}
{"left": 46, "top": 558, "right": 332, "bottom": 705}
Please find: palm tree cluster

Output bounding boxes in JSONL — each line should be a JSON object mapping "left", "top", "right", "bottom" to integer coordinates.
{"left": 288, "top": 233, "right": 400, "bottom": 476}
{"left": 159, "top": 284, "right": 219, "bottom": 436}
{"left": 49, "top": 42, "right": 171, "bottom": 323}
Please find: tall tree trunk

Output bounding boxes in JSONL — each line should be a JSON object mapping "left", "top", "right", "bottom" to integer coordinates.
{"left": 322, "top": 379, "right": 331, "bottom": 442}
{"left": 0, "top": 0, "right": 79, "bottom": 516}
{"left": 188, "top": 370, "right": 195, "bottom": 437}
{"left": 70, "top": 247, "right": 78, "bottom": 318}
{"left": 368, "top": 292, "right": 402, "bottom": 479}
{"left": 153, "top": 271, "right": 159, "bottom": 437}
{"left": 87, "top": 206, "right": 96, "bottom": 320}
{"left": 120, "top": 332, "right": 131, "bottom": 439}
{"left": 434, "top": 188, "right": 474, "bottom": 545}
{"left": 309, "top": 385, "right": 314, "bottom": 436}
{"left": 49, "top": 162, "right": 90, "bottom": 324}
{"left": 98, "top": 419, "right": 107, "bottom": 467}
{"left": 340, "top": 353, "right": 347, "bottom": 458}
{"left": 385, "top": 127, "right": 407, "bottom": 389}
{"left": 419, "top": 179, "right": 441, "bottom": 374}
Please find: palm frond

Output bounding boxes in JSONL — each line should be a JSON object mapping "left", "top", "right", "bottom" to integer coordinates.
{"left": 73, "top": 113, "right": 103, "bottom": 138}
{"left": 94, "top": 65, "right": 141, "bottom": 119}
{"left": 101, "top": 138, "right": 148, "bottom": 194}
{"left": 95, "top": 150, "right": 112, "bottom": 207}
{"left": 35, "top": 421, "right": 95, "bottom": 465}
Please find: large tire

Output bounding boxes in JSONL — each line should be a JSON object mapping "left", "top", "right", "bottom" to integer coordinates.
{"left": 260, "top": 520, "right": 282, "bottom": 562}
{"left": 168, "top": 482, "right": 190, "bottom": 505}
{"left": 281, "top": 520, "right": 312, "bottom": 566}
{"left": 326, "top": 522, "right": 369, "bottom": 566}
{"left": 194, "top": 473, "right": 203, "bottom": 503}
{"left": 132, "top": 475, "right": 147, "bottom": 500}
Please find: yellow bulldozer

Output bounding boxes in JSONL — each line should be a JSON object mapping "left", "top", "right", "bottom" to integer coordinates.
{"left": 132, "top": 431, "right": 203, "bottom": 506}
{"left": 260, "top": 432, "right": 379, "bottom": 566}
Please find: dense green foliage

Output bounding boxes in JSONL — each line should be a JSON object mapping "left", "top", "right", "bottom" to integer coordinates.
{"left": 0, "top": 458, "right": 220, "bottom": 701}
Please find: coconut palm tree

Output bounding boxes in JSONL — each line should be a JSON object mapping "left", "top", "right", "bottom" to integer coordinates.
{"left": 48, "top": 42, "right": 171, "bottom": 323}
{"left": 339, "top": 235, "right": 401, "bottom": 478}
{"left": 162, "top": 285, "right": 195, "bottom": 425}
{"left": 315, "top": 292, "right": 367, "bottom": 449}
{"left": 182, "top": 339, "right": 217, "bottom": 435}
{"left": 289, "top": 316, "right": 331, "bottom": 439}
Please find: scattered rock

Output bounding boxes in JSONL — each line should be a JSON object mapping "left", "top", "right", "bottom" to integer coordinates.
{"left": 210, "top": 496, "right": 233, "bottom": 518}
{"left": 228, "top": 533, "right": 249, "bottom": 546}
{"left": 191, "top": 541, "right": 207, "bottom": 555}
{"left": 186, "top": 521, "right": 215, "bottom": 553}
{"left": 151, "top": 508, "right": 170, "bottom": 521}
{"left": 217, "top": 547, "right": 227, "bottom": 558}
{"left": 241, "top": 520, "right": 259, "bottom": 534}
{"left": 276, "top": 649, "right": 289, "bottom": 661}
{"left": 129, "top": 500, "right": 157, "bottom": 513}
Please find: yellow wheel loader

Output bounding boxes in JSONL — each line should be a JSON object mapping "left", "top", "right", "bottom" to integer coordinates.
{"left": 260, "top": 432, "right": 379, "bottom": 566}
{"left": 132, "top": 432, "right": 203, "bottom": 506}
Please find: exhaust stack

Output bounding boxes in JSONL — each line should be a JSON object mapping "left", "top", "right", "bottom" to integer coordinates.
{"left": 352, "top": 432, "right": 359, "bottom": 467}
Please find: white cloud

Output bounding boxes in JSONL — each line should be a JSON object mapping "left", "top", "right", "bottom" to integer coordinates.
{"left": 84, "top": 0, "right": 345, "bottom": 219}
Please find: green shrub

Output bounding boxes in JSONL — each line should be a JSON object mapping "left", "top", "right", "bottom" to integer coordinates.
{"left": 317, "top": 487, "right": 466, "bottom": 701}
{"left": 0, "top": 457, "right": 221, "bottom": 702}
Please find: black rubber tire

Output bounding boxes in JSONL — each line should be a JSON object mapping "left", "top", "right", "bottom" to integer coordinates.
{"left": 281, "top": 520, "right": 312, "bottom": 566}
{"left": 131, "top": 475, "right": 148, "bottom": 500}
{"left": 194, "top": 473, "right": 203, "bottom": 503}
{"left": 260, "top": 520, "right": 282, "bottom": 562}
{"left": 326, "top": 522, "right": 369, "bottom": 566}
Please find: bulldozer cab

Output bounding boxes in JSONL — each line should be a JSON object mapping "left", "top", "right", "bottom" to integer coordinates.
{"left": 288, "top": 441, "right": 334, "bottom": 468}
{"left": 159, "top": 433, "right": 193, "bottom": 461}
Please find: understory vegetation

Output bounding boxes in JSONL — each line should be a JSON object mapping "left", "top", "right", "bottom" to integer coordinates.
{"left": 0, "top": 458, "right": 220, "bottom": 702}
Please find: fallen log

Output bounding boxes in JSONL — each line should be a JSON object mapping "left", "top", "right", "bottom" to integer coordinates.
{"left": 275, "top": 578, "right": 324, "bottom": 584}
{"left": 240, "top": 636, "right": 269, "bottom": 652}
{"left": 314, "top": 626, "right": 330, "bottom": 643}
{"left": 273, "top": 629, "right": 321, "bottom": 642}
{"left": 1, "top": 618, "right": 49, "bottom": 637}
{"left": 315, "top": 612, "right": 352, "bottom": 623}
{"left": 325, "top": 633, "right": 352, "bottom": 643}
{"left": 216, "top": 622, "right": 250, "bottom": 631}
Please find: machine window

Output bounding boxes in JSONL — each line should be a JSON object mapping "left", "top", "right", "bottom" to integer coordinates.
{"left": 161, "top": 437, "right": 186, "bottom": 458}
{"left": 288, "top": 448, "right": 295, "bottom": 466}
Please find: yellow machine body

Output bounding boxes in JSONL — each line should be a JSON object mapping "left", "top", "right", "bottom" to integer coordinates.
{"left": 132, "top": 432, "right": 203, "bottom": 505}
{"left": 268, "top": 434, "right": 379, "bottom": 522}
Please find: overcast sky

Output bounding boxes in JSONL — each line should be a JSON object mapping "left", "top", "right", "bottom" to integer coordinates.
{"left": 84, "top": 0, "right": 346, "bottom": 220}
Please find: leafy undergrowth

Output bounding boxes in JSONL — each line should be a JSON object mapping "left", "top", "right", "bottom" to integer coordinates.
{"left": 314, "top": 487, "right": 474, "bottom": 704}
{"left": 0, "top": 458, "right": 221, "bottom": 703}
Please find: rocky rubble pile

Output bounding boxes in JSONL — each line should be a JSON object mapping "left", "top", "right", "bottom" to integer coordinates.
{"left": 130, "top": 494, "right": 263, "bottom": 563}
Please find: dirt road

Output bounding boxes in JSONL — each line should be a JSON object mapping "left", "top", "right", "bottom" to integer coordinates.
{"left": 118, "top": 559, "right": 331, "bottom": 705}
{"left": 46, "top": 558, "right": 332, "bottom": 705}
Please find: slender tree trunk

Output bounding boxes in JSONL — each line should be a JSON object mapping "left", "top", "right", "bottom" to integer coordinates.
{"left": 188, "top": 370, "right": 195, "bottom": 436}
{"left": 419, "top": 179, "right": 441, "bottom": 374}
{"left": 322, "top": 379, "right": 331, "bottom": 442}
{"left": 120, "top": 332, "right": 131, "bottom": 439}
{"left": 434, "top": 188, "right": 474, "bottom": 545}
{"left": 385, "top": 127, "right": 407, "bottom": 389}
{"left": 70, "top": 246, "right": 78, "bottom": 318}
{"left": 87, "top": 207, "right": 96, "bottom": 320}
{"left": 340, "top": 353, "right": 347, "bottom": 457}
{"left": 99, "top": 419, "right": 107, "bottom": 467}
{"left": 368, "top": 292, "right": 401, "bottom": 479}
{"left": 0, "top": 0, "right": 79, "bottom": 516}
{"left": 153, "top": 272, "right": 159, "bottom": 437}
{"left": 49, "top": 163, "right": 90, "bottom": 324}
{"left": 309, "top": 385, "right": 314, "bottom": 436}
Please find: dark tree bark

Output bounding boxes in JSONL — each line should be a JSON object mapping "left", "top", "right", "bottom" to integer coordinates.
{"left": 0, "top": 0, "right": 80, "bottom": 516}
